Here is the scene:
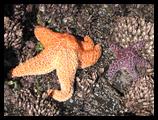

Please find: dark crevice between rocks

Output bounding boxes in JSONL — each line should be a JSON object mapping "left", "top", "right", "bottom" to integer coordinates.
{"left": 123, "top": 112, "right": 136, "bottom": 116}
{"left": 4, "top": 47, "right": 19, "bottom": 80}
{"left": 120, "top": 4, "right": 130, "bottom": 16}
{"left": 4, "top": 4, "right": 14, "bottom": 18}
{"left": 21, "top": 4, "right": 38, "bottom": 46}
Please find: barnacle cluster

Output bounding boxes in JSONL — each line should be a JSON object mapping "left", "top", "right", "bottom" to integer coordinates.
{"left": 4, "top": 4, "right": 25, "bottom": 50}
{"left": 4, "top": 16, "right": 23, "bottom": 49}
{"left": 123, "top": 74, "right": 154, "bottom": 116}
{"left": 14, "top": 88, "right": 59, "bottom": 116}
{"left": 12, "top": 4, "right": 25, "bottom": 21}
{"left": 126, "top": 4, "right": 154, "bottom": 23}
{"left": 110, "top": 16, "right": 154, "bottom": 65}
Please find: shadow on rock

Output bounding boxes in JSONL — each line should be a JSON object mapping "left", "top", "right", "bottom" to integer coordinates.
{"left": 4, "top": 47, "right": 19, "bottom": 79}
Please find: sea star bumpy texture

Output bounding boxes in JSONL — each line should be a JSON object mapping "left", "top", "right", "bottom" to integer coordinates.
{"left": 11, "top": 26, "right": 102, "bottom": 102}
{"left": 107, "top": 41, "right": 150, "bottom": 81}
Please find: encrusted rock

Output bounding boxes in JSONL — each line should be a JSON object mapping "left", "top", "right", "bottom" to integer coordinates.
{"left": 13, "top": 4, "right": 25, "bottom": 21}
{"left": 13, "top": 88, "right": 60, "bottom": 116}
{"left": 122, "top": 74, "right": 154, "bottom": 116}
{"left": 4, "top": 16, "right": 23, "bottom": 49}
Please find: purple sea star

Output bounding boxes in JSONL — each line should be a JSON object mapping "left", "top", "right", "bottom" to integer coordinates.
{"left": 107, "top": 41, "right": 150, "bottom": 80}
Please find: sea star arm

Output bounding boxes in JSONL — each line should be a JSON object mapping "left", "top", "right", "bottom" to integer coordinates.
{"left": 134, "top": 56, "right": 150, "bottom": 68}
{"left": 107, "top": 59, "right": 123, "bottom": 80}
{"left": 131, "top": 41, "right": 145, "bottom": 52}
{"left": 47, "top": 48, "right": 78, "bottom": 102}
{"left": 126, "top": 66, "right": 138, "bottom": 80}
{"left": 81, "top": 36, "right": 95, "bottom": 50}
{"left": 108, "top": 43, "right": 123, "bottom": 59}
{"left": 11, "top": 48, "right": 56, "bottom": 77}
{"left": 78, "top": 43, "right": 102, "bottom": 69}
{"left": 34, "top": 26, "right": 63, "bottom": 47}
{"left": 132, "top": 56, "right": 150, "bottom": 79}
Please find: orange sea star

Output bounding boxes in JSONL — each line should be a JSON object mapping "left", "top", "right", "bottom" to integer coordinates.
{"left": 10, "top": 26, "right": 102, "bottom": 102}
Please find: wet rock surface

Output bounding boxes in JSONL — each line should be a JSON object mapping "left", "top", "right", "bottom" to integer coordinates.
{"left": 4, "top": 4, "right": 154, "bottom": 116}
